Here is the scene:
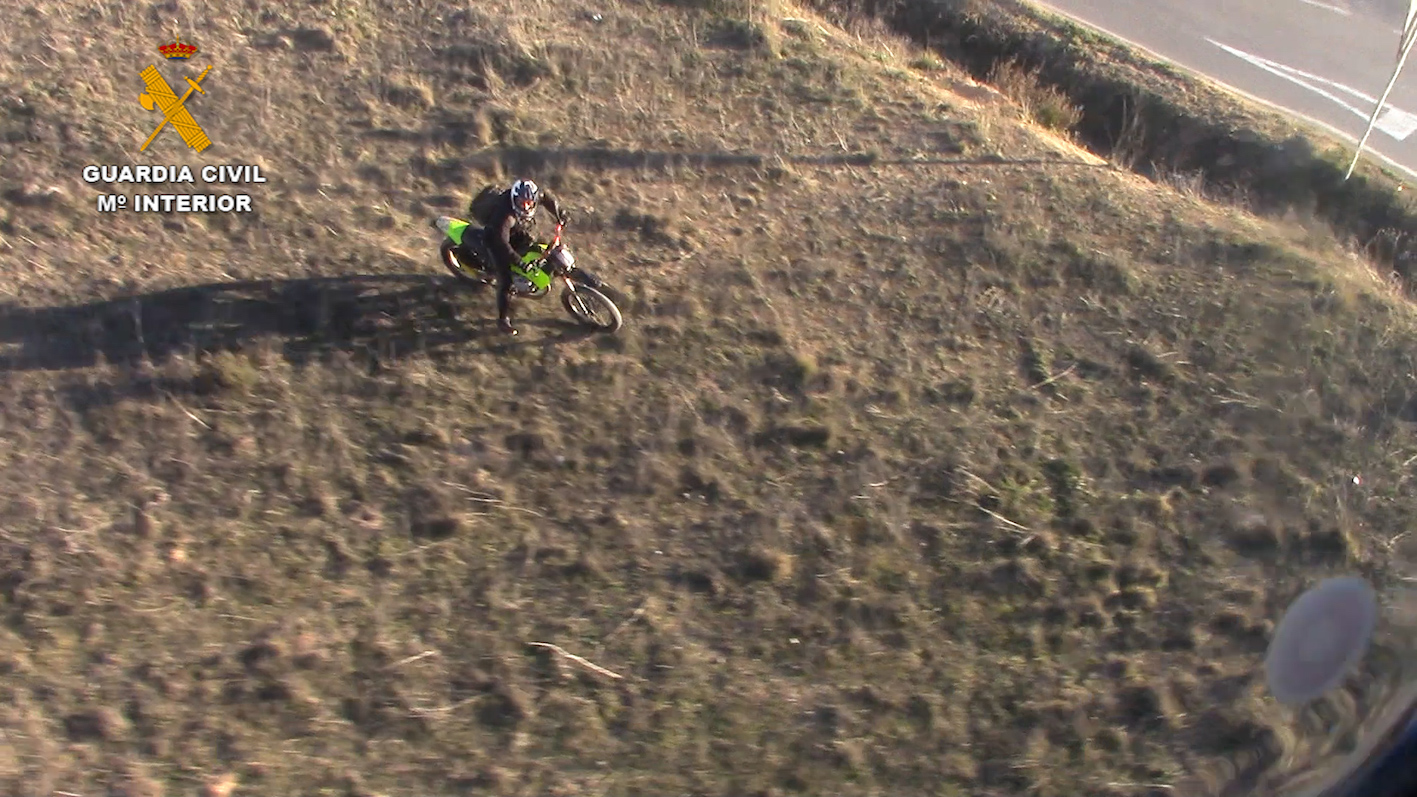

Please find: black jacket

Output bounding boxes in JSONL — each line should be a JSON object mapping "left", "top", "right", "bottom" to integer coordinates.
{"left": 481, "top": 188, "right": 563, "bottom": 270}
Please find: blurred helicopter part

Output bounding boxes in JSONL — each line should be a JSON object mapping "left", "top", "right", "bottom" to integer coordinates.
{"left": 1266, "top": 576, "right": 1379, "bottom": 706}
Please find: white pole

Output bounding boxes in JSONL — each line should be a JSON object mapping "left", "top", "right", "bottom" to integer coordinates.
{"left": 1346, "top": 2, "right": 1417, "bottom": 180}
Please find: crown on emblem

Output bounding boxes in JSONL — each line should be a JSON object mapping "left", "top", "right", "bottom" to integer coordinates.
{"left": 158, "top": 35, "right": 198, "bottom": 60}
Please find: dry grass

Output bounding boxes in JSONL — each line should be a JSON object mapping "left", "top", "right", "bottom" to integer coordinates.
{"left": 987, "top": 58, "right": 1083, "bottom": 134}
{"left": 1, "top": 0, "right": 1417, "bottom": 796}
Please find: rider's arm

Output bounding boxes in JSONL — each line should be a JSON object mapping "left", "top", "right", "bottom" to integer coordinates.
{"left": 487, "top": 211, "right": 519, "bottom": 265}
{"left": 542, "top": 193, "right": 565, "bottom": 223}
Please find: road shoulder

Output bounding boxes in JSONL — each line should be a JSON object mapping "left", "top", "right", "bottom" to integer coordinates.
{"left": 808, "top": 0, "right": 1417, "bottom": 284}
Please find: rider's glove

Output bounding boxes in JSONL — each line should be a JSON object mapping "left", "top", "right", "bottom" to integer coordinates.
{"left": 558, "top": 209, "right": 572, "bottom": 227}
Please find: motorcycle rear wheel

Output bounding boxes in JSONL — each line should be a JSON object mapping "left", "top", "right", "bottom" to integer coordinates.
{"left": 440, "top": 240, "right": 491, "bottom": 286}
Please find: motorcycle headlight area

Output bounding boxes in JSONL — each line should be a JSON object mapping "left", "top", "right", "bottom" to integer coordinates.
{"left": 548, "top": 246, "right": 576, "bottom": 270}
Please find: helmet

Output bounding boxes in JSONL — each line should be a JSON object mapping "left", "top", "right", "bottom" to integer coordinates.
{"left": 510, "top": 179, "right": 540, "bottom": 222}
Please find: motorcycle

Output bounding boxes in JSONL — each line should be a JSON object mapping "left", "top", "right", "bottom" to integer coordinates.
{"left": 431, "top": 215, "right": 624, "bottom": 333}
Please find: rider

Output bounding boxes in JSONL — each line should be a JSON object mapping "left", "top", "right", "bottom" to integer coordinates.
{"left": 475, "top": 179, "right": 567, "bottom": 336}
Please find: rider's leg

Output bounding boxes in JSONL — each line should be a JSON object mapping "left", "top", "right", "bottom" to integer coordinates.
{"left": 493, "top": 256, "right": 517, "bottom": 335}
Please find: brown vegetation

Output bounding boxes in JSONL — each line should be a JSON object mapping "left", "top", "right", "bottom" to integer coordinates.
{"left": 2, "top": 0, "right": 1417, "bottom": 795}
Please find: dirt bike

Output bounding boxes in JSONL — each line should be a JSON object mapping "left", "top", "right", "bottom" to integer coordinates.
{"left": 431, "top": 215, "right": 624, "bottom": 333}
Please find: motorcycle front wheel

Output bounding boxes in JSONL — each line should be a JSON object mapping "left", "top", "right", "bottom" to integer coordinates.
{"left": 561, "top": 285, "right": 623, "bottom": 332}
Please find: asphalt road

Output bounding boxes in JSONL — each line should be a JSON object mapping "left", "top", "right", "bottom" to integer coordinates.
{"left": 1031, "top": 0, "right": 1417, "bottom": 180}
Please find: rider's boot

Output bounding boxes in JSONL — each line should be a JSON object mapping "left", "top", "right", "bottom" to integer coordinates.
{"left": 498, "top": 315, "right": 518, "bottom": 336}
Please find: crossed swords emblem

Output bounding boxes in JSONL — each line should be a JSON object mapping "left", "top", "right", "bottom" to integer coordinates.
{"left": 138, "top": 64, "right": 212, "bottom": 152}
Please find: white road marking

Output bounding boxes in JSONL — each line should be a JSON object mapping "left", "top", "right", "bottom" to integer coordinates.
{"left": 1208, "top": 38, "right": 1417, "bottom": 140}
{"left": 1299, "top": 0, "right": 1351, "bottom": 15}
{"left": 1031, "top": 2, "right": 1417, "bottom": 182}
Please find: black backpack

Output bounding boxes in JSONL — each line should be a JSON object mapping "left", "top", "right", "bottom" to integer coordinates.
{"left": 467, "top": 184, "right": 504, "bottom": 226}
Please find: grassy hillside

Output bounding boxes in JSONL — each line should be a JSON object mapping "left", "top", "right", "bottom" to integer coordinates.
{"left": 809, "top": 0, "right": 1417, "bottom": 285}
{"left": 4, "top": 0, "right": 1417, "bottom": 795}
